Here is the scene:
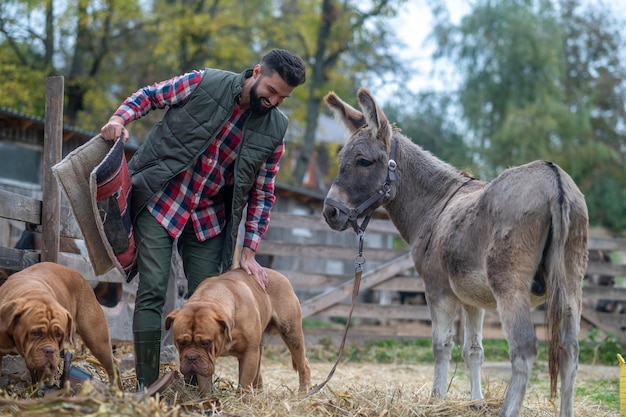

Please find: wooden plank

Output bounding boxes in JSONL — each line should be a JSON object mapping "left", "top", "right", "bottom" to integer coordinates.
{"left": 258, "top": 240, "right": 407, "bottom": 262}
{"left": 581, "top": 305, "right": 626, "bottom": 346}
{"left": 583, "top": 285, "right": 626, "bottom": 303}
{"left": 484, "top": 309, "right": 546, "bottom": 325}
{"left": 268, "top": 216, "right": 626, "bottom": 254}
{"left": 0, "top": 189, "right": 41, "bottom": 224}
{"left": 372, "top": 277, "right": 425, "bottom": 292}
{"left": 286, "top": 268, "right": 626, "bottom": 294}
{"left": 276, "top": 270, "right": 353, "bottom": 288}
{"left": 588, "top": 237, "right": 626, "bottom": 252}
{"left": 586, "top": 261, "right": 626, "bottom": 277}
{"left": 278, "top": 271, "right": 424, "bottom": 291}
{"left": 59, "top": 252, "right": 124, "bottom": 283}
{"left": 0, "top": 190, "right": 81, "bottom": 239}
{"left": 0, "top": 248, "right": 123, "bottom": 283}
{"left": 0, "top": 247, "right": 40, "bottom": 271}
{"left": 300, "top": 252, "right": 414, "bottom": 318}
{"left": 596, "top": 313, "right": 626, "bottom": 328}
{"left": 41, "top": 76, "right": 64, "bottom": 263}
{"left": 269, "top": 212, "right": 399, "bottom": 235}
{"left": 316, "top": 303, "right": 547, "bottom": 325}
{"left": 318, "top": 303, "right": 433, "bottom": 321}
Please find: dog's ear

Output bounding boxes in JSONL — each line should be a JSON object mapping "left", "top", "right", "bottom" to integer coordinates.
{"left": 64, "top": 311, "right": 75, "bottom": 345}
{"left": 216, "top": 314, "right": 234, "bottom": 343}
{"left": 0, "top": 299, "right": 25, "bottom": 334}
{"left": 165, "top": 309, "right": 180, "bottom": 330}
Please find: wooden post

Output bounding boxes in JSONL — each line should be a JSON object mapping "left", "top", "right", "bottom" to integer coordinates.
{"left": 41, "top": 76, "right": 64, "bottom": 263}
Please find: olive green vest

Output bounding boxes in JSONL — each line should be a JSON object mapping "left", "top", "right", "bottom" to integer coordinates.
{"left": 128, "top": 68, "right": 288, "bottom": 270}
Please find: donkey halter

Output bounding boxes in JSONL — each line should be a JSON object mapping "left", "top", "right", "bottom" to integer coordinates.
{"left": 324, "top": 138, "right": 398, "bottom": 237}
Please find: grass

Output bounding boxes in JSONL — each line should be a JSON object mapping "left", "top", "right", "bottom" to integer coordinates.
{"left": 577, "top": 379, "right": 620, "bottom": 410}
{"left": 298, "top": 326, "right": 622, "bottom": 413}
{"left": 303, "top": 328, "right": 622, "bottom": 366}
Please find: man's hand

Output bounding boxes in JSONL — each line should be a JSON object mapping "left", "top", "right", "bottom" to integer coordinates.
{"left": 100, "top": 116, "right": 129, "bottom": 141}
{"left": 239, "top": 247, "right": 269, "bottom": 288}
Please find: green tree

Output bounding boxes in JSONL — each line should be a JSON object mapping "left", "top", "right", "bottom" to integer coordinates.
{"left": 429, "top": 0, "right": 626, "bottom": 232}
{"left": 265, "top": 0, "right": 409, "bottom": 185}
{"left": 1, "top": 0, "right": 409, "bottom": 168}
{"left": 384, "top": 91, "right": 475, "bottom": 174}
{"left": 89, "top": 0, "right": 270, "bottom": 139}
{"left": 118, "top": 0, "right": 411, "bottom": 187}
{"left": 0, "top": 0, "right": 144, "bottom": 126}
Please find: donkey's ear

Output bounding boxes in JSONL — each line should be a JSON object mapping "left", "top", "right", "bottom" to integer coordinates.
{"left": 357, "top": 88, "right": 392, "bottom": 151}
{"left": 324, "top": 91, "right": 366, "bottom": 134}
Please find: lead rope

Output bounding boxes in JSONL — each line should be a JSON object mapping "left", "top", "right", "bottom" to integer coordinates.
{"left": 303, "top": 139, "right": 397, "bottom": 399}
{"left": 301, "top": 230, "right": 366, "bottom": 399}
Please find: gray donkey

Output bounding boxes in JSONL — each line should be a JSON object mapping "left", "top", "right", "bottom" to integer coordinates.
{"left": 322, "top": 88, "right": 588, "bottom": 417}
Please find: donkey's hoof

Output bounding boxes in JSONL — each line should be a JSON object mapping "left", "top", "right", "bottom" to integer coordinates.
{"left": 470, "top": 399, "right": 487, "bottom": 410}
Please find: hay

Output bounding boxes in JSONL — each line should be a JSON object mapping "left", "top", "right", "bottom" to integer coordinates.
{"left": 0, "top": 344, "right": 618, "bottom": 416}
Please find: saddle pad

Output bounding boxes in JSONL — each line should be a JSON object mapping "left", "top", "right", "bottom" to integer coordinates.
{"left": 52, "top": 135, "right": 136, "bottom": 278}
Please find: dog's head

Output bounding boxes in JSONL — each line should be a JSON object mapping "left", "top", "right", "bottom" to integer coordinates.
{"left": 165, "top": 302, "right": 234, "bottom": 378}
{"left": 0, "top": 298, "right": 74, "bottom": 380}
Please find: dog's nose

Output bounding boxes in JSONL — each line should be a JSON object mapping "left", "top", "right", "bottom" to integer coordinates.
{"left": 185, "top": 352, "right": 199, "bottom": 362}
{"left": 43, "top": 346, "right": 56, "bottom": 357}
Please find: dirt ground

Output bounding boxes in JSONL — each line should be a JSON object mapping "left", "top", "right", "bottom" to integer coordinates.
{"left": 205, "top": 353, "right": 619, "bottom": 417}
{"left": 0, "top": 313, "right": 621, "bottom": 417}
{"left": 235, "top": 356, "right": 619, "bottom": 392}
{"left": 0, "top": 337, "right": 619, "bottom": 417}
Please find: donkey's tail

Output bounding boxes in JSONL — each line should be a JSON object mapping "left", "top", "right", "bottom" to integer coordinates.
{"left": 544, "top": 162, "right": 588, "bottom": 398}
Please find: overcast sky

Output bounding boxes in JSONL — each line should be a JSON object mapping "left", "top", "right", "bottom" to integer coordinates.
{"left": 375, "top": 0, "right": 626, "bottom": 102}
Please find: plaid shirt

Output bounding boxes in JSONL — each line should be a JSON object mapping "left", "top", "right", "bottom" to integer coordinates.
{"left": 114, "top": 70, "right": 283, "bottom": 250}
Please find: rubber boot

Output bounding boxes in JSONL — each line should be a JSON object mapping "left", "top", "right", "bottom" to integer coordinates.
{"left": 133, "top": 330, "right": 162, "bottom": 390}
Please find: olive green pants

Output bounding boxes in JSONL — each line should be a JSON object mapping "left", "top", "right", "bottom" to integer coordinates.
{"left": 132, "top": 208, "right": 224, "bottom": 332}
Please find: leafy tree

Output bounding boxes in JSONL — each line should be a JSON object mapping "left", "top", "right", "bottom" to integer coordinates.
{"left": 271, "top": 0, "right": 410, "bottom": 185}
{"left": 0, "top": 0, "right": 144, "bottom": 126}
{"left": 89, "top": 0, "right": 271, "bottom": 139}
{"left": 1, "top": 0, "right": 409, "bottom": 171}
{"left": 384, "top": 91, "right": 475, "bottom": 174}
{"left": 429, "top": 0, "right": 626, "bottom": 232}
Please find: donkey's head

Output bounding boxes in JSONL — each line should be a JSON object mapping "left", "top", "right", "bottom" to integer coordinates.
{"left": 322, "top": 88, "right": 396, "bottom": 232}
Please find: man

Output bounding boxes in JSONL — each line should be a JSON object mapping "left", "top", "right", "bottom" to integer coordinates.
{"left": 100, "top": 49, "right": 306, "bottom": 389}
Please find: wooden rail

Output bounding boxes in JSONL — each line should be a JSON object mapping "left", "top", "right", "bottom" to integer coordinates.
{"left": 257, "top": 212, "right": 626, "bottom": 346}
{"left": 1, "top": 77, "right": 625, "bottom": 344}
{"left": 2, "top": 193, "right": 626, "bottom": 344}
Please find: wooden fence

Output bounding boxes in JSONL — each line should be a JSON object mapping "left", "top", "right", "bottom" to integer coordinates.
{"left": 1, "top": 76, "right": 626, "bottom": 347}
{"left": 258, "top": 212, "right": 626, "bottom": 346}
{"left": 2, "top": 190, "right": 626, "bottom": 347}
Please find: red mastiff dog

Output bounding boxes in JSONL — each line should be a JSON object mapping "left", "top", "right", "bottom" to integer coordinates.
{"left": 0, "top": 262, "right": 120, "bottom": 388}
{"left": 165, "top": 268, "right": 311, "bottom": 395}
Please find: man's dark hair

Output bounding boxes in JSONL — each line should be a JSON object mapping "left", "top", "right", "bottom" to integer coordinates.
{"left": 260, "top": 49, "right": 306, "bottom": 87}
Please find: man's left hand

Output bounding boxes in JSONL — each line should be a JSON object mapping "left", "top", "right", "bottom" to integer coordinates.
{"left": 239, "top": 247, "right": 269, "bottom": 288}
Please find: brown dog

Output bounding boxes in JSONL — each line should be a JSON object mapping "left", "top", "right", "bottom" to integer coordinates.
{"left": 165, "top": 268, "right": 311, "bottom": 395}
{"left": 0, "top": 262, "right": 120, "bottom": 388}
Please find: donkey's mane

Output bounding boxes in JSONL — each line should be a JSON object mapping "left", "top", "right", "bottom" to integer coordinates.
{"left": 384, "top": 130, "right": 478, "bottom": 245}
{"left": 392, "top": 130, "right": 476, "bottom": 197}
{"left": 393, "top": 130, "right": 472, "bottom": 185}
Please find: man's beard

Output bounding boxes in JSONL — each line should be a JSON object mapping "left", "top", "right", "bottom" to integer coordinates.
{"left": 249, "top": 81, "right": 273, "bottom": 116}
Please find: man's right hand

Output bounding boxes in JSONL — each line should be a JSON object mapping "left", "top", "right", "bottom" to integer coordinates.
{"left": 100, "top": 116, "right": 129, "bottom": 141}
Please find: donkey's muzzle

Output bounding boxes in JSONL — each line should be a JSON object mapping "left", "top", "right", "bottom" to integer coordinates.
{"left": 322, "top": 204, "right": 350, "bottom": 231}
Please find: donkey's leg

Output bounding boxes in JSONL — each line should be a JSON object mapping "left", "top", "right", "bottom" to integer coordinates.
{"left": 462, "top": 304, "right": 485, "bottom": 403}
{"left": 558, "top": 296, "right": 581, "bottom": 417}
{"left": 428, "top": 295, "right": 459, "bottom": 398}
{"left": 497, "top": 293, "right": 537, "bottom": 417}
